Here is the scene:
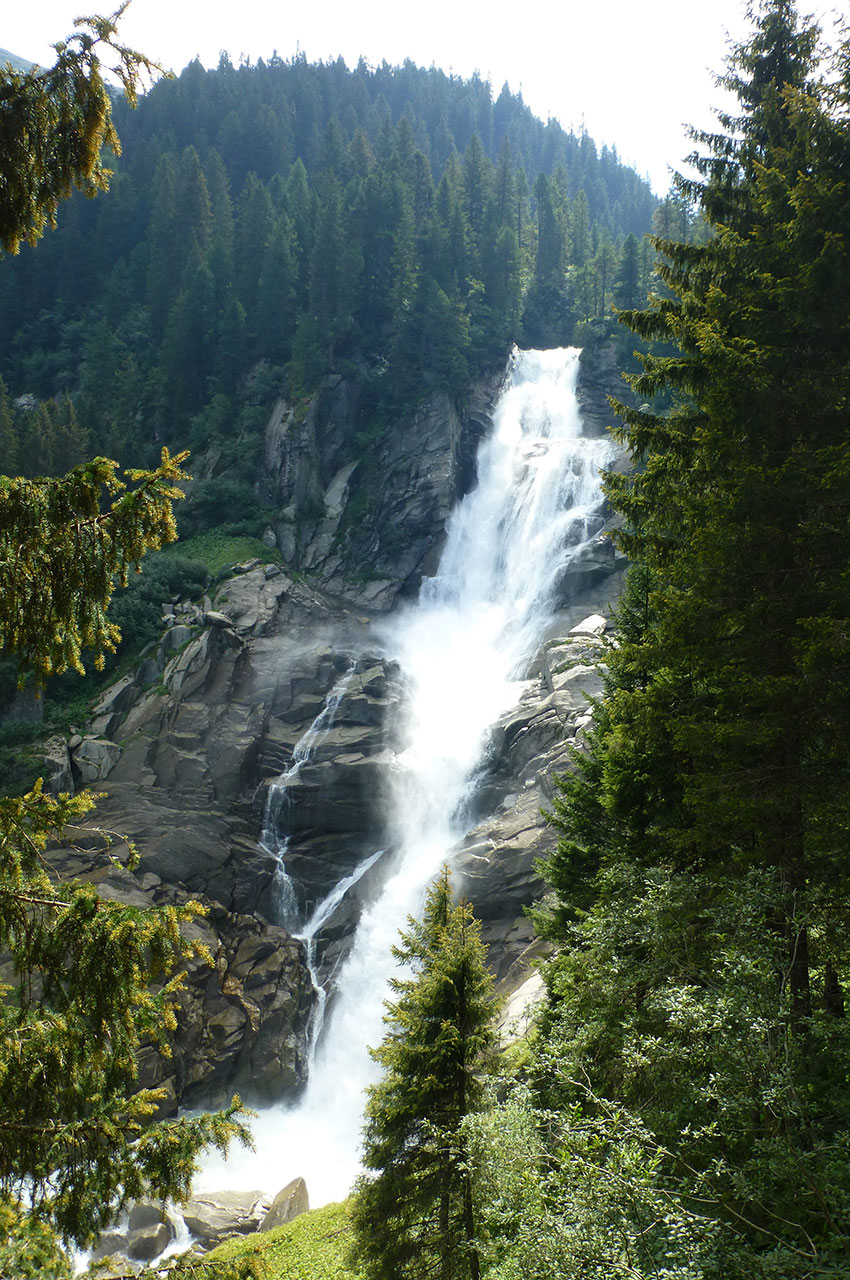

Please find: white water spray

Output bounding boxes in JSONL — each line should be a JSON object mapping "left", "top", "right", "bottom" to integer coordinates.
{"left": 195, "top": 346, "right": 614, "bottom": 1204}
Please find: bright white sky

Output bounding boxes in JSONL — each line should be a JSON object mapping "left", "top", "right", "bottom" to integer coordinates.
{"left": 3, "top": 0, "right": 841, "bottom": 194}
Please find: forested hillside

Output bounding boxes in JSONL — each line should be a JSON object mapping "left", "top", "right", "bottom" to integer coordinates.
{"left": 16, "top": 5, "right": 850, "bottom": 1275}
{"left": 0, "top": 53, "right": 662, "bottom": 522}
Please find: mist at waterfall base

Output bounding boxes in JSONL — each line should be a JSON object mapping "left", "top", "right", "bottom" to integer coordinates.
{"left": 195, "top": 346, "right": 615, "bottom": 1206}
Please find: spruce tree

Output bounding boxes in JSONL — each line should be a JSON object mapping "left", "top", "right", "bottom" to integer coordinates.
{"left": 0, "top": 18, "right": 248, "bottom": 1264}
{"left": 602, "top": 0, "right": 850, "bottom": 975}
{"left": 0, "top": 4, "right": 158, "bottom": 254}
{"left": 536, "top": 2, "right": 850, "bottom": 1269}
{"left": 0, "top": 377, "right": 18, "bottom": 475}
{"left": 351, "top": 868, "right": 499, "bottom": 1280}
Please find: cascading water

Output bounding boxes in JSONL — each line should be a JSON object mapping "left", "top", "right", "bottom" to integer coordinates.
{"left": 294, "top": 848, "right": 385, "bottom": 1066}
{"left": 195, "top": 346, "right": 615, "bottom": 1204}
{"left": 261, "top": 665, "right": 356, "bottom": 929}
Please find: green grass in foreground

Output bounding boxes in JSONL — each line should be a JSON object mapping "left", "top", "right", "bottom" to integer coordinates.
{"left": 204, "top": 1199, "right": 360, "bottom": 1279}
{"left": 167, "top": 533, "right": 280, "bottom": 576}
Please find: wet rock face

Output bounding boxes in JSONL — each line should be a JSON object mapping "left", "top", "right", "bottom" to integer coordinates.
{"left": 157, "top": 908, "right": 312, "bottom": 1110}
{"left": 93, "top": 1177, "right": 311, "bottom": 1268}
{"left": 92, "top": 1202, "right": 177, "bottom": 1267}
{"left": 53, "top": 565, "right": 408, "bottom": 1111}
{"left": 50, "top": 352, "right": 627, "bottom": 1115}
{"left": 576, "top": 339, "right": 628, "bottom": 438}
{"left": 256, "top": 655, "right": 404, "bottom": 908}
{"left": 258, "top": 372, "right": 503, "bottom": 611}
{"left": 455, "top": 610, "right": 618, "bottom": 987}
{"left": 61, "top": 839, "right": 314, "bottom": 1112}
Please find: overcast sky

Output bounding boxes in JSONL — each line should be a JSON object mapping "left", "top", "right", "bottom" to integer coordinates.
{"left": 4, "top": 0, "right": 841, "bottom": 194}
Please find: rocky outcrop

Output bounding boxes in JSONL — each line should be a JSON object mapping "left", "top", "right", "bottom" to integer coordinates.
{"left": 260, "top": 1177, "right": 310, "bottom": 1231}
{"left": 146, "top": 907, "right": 311, "bottom": 1110}
{"left": 257, "top": 372, "right": 503, "bottom": 610}
{"left": 181, "top": 1189, "right": 272, "bottom": 1248}
{"left": 41, "top": 346, "right": 627, "bottom": 1120}
{"left": 92, "top": 1202, "right": 177, "bottom": 1268}
{"left": 456, "top": 611, "right": 618, "bottom": 988}
{"left": 577, "top": 339, "right": 628, "bottom": 437}
{"left": 47, "top": 563, "right": 409, "bottom": 1109}
{"left": 92, "top": 1176, "right": 310, "bottom": 1269}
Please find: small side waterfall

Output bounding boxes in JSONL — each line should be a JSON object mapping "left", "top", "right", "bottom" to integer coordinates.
{"left": 195, "top": 346, "right": 615, "bottom": 1204}
{"left": 261, "top": 665, "right": 355, "bottom": 929}
{"left": 294, "top": 848, "right": 385, "bottom": 1067}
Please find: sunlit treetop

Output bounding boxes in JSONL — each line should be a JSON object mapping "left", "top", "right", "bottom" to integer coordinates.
{"left": 0, "top": 2, "right": 163, "bottom": 254}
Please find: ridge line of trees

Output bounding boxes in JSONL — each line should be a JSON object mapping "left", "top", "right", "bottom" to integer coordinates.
{"left": 0, "top": 53, "right": 689, "bottom": 496}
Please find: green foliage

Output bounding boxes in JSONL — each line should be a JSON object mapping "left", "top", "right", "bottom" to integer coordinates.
{"left": 0, "top": 3, "right": 159, "bottom": 253}
{"left": 108, "top": 553, "right": 211, "bottom": 654}
{"left": 182, "top": 477, "right": 262, "bottom": 537}
{"left": 0, "top": 449, "right": 190, "bottom": 678}
{"left": 0, "top": 782, "right": 251, "bottom": 1249}
{"left": 533, "top": 3, "right": 850, "bottom": 1275}
{"left": 0, "top": 717, "right": 56, "bottom": 800}
{"left": 0, "top": 1197, "right": 72, "bottom": 1279}
{"left": 351, "top": 868, "right": 499, "bottom": 1280}
{"left": 0, "top": 12, "right": 249, "bottom": 1268}
{"left": 203, "top": 1199, "right": 359, "bottom": 1279}
{"left": 535, "top": 864, "right": 850, "bottom": 1271}
{"left": 467, "top": 1087, "right": 734, "bottom": 1280}
{"left": 171, "top": 533, "right": 278, "bottom": 576}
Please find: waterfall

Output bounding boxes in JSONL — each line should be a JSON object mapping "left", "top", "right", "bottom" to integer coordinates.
{"left": 261, "top": 664, "right": 355, "bottom": 930}
{"left": 295, "top": 848, "right": 385, "bottom": 1068}
{"left": 195, "top": 346, "right": 614, "bottom": 1204}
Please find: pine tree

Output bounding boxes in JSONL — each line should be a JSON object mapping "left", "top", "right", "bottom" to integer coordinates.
{"left": 603, "top": 0, "right": 850, "bottom": 954}
{"left": 351, "top": 868, "right": 499, "bottom": 1280}
{"left": 50, "top": 393, "right": 91, "bottom": 474}
{"left": 537, "top": 2, "right": 850, "bottom": 1269}
{"left": 23, "top": 403, "right": 57, "bottom": 478}
{"left": 0, "top": 5, "right": 158, "bottom": 254}
{"left": 0, "top": 376, "right": 18, "bottom": 474}
{"left": 590, "top": 228, "right": 617, "bottom": 317}
{"left": 612, "top": 231, "right": 641, "bottom": 310}
{"left": 0, "top": 451, "right": 252, "bottom": 1261}
{"left": 0, "top": 18, "right": 248, "bottom": 1263}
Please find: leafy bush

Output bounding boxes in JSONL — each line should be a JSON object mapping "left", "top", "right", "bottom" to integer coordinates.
{"left": 108, "top": 553, "right": 210, "bottom": 652}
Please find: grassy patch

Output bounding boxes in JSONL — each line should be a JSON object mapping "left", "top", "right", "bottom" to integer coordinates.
{"left": 166, "top": 534, "right": 280, "bottom": 577}
{"left": 204, "top": 1200, "right": 360, "bottom": 1280}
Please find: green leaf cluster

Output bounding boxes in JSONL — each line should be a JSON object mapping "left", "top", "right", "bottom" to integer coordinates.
{"left": 0, "top": 448, "right": 190, "bottom": 677}
{"left": 0, "top": 778, "right": 252, "bottom": 1252}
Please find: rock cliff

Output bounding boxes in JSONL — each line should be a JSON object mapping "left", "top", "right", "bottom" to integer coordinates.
{"left": 43, "top": 349, "right": 626, "bottom": 1114}
{"left": 258, "top": 371, "right": 502, "bottom": 610}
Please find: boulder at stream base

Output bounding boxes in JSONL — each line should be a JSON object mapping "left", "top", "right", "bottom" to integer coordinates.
{"left": 91, "top": 1201, "right": 175, "bottom": 1265}
{"left": 180, "top": 1178, "right": 309, "bottom": 1247}
{"left": 259, "top": 1176, "right": 310, "bottom": 1231}
{"left": 181, "top": 1189, "right": 272, "bottom": 1247}
{"left": 86, "top": 1179, "right": 310, "bottom": 1270}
